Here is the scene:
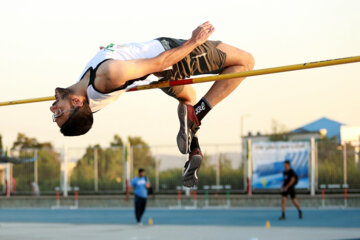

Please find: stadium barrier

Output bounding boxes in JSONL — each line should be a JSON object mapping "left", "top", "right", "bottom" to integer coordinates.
{"left": 51, "top": 186, "right": 79, "bottom": 209}
{"left": 319, "top": 184, "right": 349, "bottom": 208}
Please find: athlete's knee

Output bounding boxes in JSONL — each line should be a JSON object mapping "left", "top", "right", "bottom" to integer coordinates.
{"left": 161, "top": 86, "right": 184, "bottom": 98}
{"left": 237, "top": 51, "right": 255, "bottom": 71}
{"left": 217, "top": 43, "right": 255, "bottom": 70}
{"left": 175, "top": 85, "right": 196, "bottom": 105}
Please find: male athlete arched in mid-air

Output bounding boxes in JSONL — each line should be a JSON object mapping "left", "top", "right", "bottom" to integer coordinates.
{"left": 50, "top": 22, "right": 255, "bottom": 187}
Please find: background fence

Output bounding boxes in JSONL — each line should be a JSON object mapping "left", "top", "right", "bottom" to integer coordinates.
{"left": 1, "top": 139, "right": 359, "bottom": 195}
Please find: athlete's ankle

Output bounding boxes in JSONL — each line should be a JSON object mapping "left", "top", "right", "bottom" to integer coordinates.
{"left": 190, "top": 136, "right": 200, "bottom": 152}
{"left": 193, "top": 97, "right": 212, "bottom": 122}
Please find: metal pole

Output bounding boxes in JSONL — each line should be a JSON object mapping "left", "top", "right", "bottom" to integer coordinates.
{"left": 155, "top": 160, "right": 160, "bottom": 193}
{"left": 204, "top": 186, "right": 209, "bottom": 208}
{"left": 6, "top": 163, "right": 11, "bottom": 197}
{"left": 63, "top": 145, "right": 68, "bottom": 197}
{"left": 130, "top": 146, "right": 134, "bottom": 180}
{"left": 177, "top": 186, "right": 182, "bottom": 208}
{"left": 358, "top": 136, "right": 360, "bottom": 167}
{"left": 216, "top": 147, "right": 220, "bottom": 187}
{"left": 0, "top": 96, "right": 55, "bottom": 107}
{"left": 315, "top": 142, "right": 318, "bottom": 192}
{"left": 343, "top": 143, "right": 347, "bottom": 185}
{"left": 126, "top": 142, "right": 131, "bottom": 188}
{"left": 123, "top": 145, "right": 126, "bottom": 192}
{"left": 243, "top": 138, "right": 247, "bottom": 193}
{"left": 355, "top": 145, "right": 359, "bottom": 167}
{"left": 247, "top": 139, "right": 252, "bottom": 196}
{"left": 126, "top": 56, "right": 360, "bottom": 92}
{"left": 94, "top": 147, "right": 98, "bottom": 192}
{"left": 34, "top": 149, "right": 38, "bottom": 184}
{"left": 240, "top": 114, "right": 250, "bottom": 191}
{"left": 310, "top": 138, "right": 316, "bottom": 196}
{"left": 1, "top": 56, "right": 359, "bottom": 106}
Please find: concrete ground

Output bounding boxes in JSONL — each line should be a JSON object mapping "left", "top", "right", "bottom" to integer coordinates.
{"left": 1, "top": 223, "right": 360, "bottom": 240}
{"left": 0, "top": 208, "right": 359, "bottom": 240}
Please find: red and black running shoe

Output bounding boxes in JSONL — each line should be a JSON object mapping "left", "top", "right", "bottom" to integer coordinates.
{"left": 177, "top": 103, "right": 200, "bottom": 154}
{"left": 182, "top": 148, "right": 202, "bottom": 187}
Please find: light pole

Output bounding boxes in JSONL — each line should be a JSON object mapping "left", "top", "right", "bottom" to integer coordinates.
{"left": 240, "top": 114, "right": 250, "bottom": 193}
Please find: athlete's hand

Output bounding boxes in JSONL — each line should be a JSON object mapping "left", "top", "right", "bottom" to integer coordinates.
{"left": 190, "top": 21, "right": 215, "bottom": 46}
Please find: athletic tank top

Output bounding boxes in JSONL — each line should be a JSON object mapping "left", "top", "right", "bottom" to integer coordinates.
{"left": 78, "top": 40, "right": 166, "bottom": 112}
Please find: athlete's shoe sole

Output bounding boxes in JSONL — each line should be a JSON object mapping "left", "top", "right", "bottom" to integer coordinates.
{"left": 176, "top": 103, "right": 200, "bottom": 154}
{"left": 177, "top": 103, "right": 190, "bottom": 154}
{"left": 182, "top": 153, "right": 202, "bottom": 188}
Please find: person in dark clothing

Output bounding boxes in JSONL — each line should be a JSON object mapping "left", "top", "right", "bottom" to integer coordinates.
{"left": 279, "top": 160, "right": 302, "bottom": 220}
{"left": 131, "top": 168, "right": 151, "bottom": 225}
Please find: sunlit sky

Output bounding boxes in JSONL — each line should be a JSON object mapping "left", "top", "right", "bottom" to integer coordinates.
{"left": 0, "top": 0, "right": 359, "bottom": 150}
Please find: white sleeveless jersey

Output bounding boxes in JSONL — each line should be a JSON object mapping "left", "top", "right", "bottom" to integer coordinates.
{"left": 78, "top": 40, "right": 165, "bottom": 112}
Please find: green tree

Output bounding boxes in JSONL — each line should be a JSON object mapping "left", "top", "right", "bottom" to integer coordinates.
{"left": 71, "top": 135, "right": 126, "bottom": 191}
{"left": 71, "top": 135, "right": 157, "bottom": 192}
{"left": 10, "top": 133, "right": 60, "bottom": 192}
{"left": 128, "top": 136, "right": 155, "bottom": 173}
{"left": 110, "top": 134, "right": 124, "bottom": 147}
{"left": 70, "top": 146, "right": 96, "bottom": 190}
{"left": 317, "top": 136, "right": 343, "bottom": 185}
{"left": 12, "top": 133, "right": 52, "bottom": 150}
{"left": 317, "top": 136, "right": 360, "bottom": 188}
{"left": 0, "top": 134, "right": 3, "bottom": 155}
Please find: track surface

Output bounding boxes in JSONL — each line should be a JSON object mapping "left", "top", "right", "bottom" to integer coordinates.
{"left": 0, "top": 208, "right": 359, "bottom": 240}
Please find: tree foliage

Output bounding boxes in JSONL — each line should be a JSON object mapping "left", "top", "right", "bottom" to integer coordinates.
{"left": 128, "top": 136, "right": 155, "bottom": 174}
{"left": 317, "top": 136, "right": 360, "bottom": 188}
{"left": 0, "top": 134, "right": 3, "bottom": 155}
{"left": 12, "top": 133, "right": 52, "bottom": 150}
{"left": 10, "top": 133, "right": 60, "bottom": 192}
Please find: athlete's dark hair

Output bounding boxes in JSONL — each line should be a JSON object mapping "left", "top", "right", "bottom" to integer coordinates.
{"left": 60, "top": 101, "right": 93, "bottom": 136}
{"left": 284, "top": 160, "right": 291, "bottom": 165}
{"left": 138, "top": 168, "right": 145, "bottom": 174}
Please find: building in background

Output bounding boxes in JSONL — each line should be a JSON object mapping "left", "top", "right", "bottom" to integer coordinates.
{"left": 291, "top": 117, "right": 345, "bottom": 143}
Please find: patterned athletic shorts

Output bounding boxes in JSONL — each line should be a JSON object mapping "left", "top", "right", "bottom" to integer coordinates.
{"left": 155, "top": 37, "right": 227, "bottom": 97}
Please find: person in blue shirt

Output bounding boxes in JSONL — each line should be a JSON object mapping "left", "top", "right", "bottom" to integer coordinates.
{"left": 131, "top": 168, "right": 151, "bottom": 224}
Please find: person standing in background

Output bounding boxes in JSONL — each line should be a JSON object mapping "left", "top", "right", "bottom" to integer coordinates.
{"left": 131, "top": 168, "right": 151, "bottom": 225}
{"left": 279, "top": 160, "right": 302, "bottom": 220}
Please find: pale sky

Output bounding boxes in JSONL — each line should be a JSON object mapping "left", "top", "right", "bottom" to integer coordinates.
{"left": 0, "top": 0, "right": 359, "bottom": 150}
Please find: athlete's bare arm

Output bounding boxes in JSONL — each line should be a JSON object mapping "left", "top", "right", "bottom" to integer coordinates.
{"left": 94, "top": 21, "right": 215, "bottom": 93}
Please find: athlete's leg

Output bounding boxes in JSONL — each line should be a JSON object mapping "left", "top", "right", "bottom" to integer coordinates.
{"left": 161, "top": 85, "right": 197, "bottom": 105}
{"left": 279, "top": 196, "right": 287, "bottom": 220}
{"left": 134, "top": 196, "right": 141, "bottom": 223}
{"left": 176, "top": 43, "right": 254, "bottom": 154}
{"left": 175, "top": 85, "right": 197, "bottom": 105}
{"left": 163, "top": 42, "right": 254, "bottom": 110}
{"left": 291, "top": 197, "right": 301, "bottom": 210}
{"left": 204, "top": 43, "right": 255, "bottom": 107}
{"left": 291, "top": 197, "right": 303, "bottom": 218}
{"left": 138, "top": 198, "right": 147, "bottom": 222}
{"left": 281, "top": 196, "right": 287, "bottom": 213}
{"left": 162, "top": 85, "right": 202, "bottom": 187}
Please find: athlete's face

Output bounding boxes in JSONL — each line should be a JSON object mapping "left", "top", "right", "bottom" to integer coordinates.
{"left": 50, "top": 88, "right": 74, "bottom": 127}
{"left": 284, "top": 163, "right": 290, "bottom": 171}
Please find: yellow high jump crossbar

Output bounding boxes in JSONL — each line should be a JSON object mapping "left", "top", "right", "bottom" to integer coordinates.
{"left": 0, "top": 55, "right": 359, "bottom": 107}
